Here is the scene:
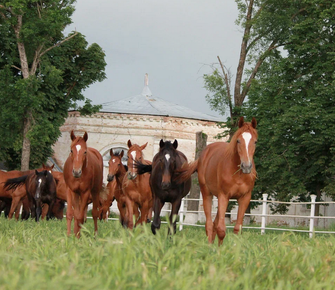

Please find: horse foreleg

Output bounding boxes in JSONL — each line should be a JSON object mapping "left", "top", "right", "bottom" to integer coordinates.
{"left": 117, "top": 199, "right": 127, "bottom": 227}
{"left": 151, "top": 198, "right": 164, "bottom": 235}
{"left": 91, "top": 192, "right": 100, "bottom": 236}
{"left": 8, "top": 197, "right": 20, "bottom": 220}
{"left": 35, "top": 200, "right": 42, "bottom": 222}
{"left": 169, "top": 199, "right": 183, "bottom": 235}
{"left": 202, "top": 191, "right": 214, "bottom": 243}
{"left": 74, "top": 192, "right": 90, "bottom": 238}
{"left": 47, "top": 199, "right": 55, "bottom": 220}
{"left": 14, "top": 202, "right": 22, "bottom": 220}
{"left": 135, "top": 200, "right": 151, "bottom": 227}
{"left": 216, "top": 195, "right": 229, "bottom": 246}
{"left": 66, "top": 189, "right": 74, "bottom": 236}
{"left": 125, "top": 196, "right": 134, "bottom": 229}
{"left": 234, "top": 192, "right": 252, "bottom": 235}
{"left": 41, "top": 204, "right": 49, "bottom": 220}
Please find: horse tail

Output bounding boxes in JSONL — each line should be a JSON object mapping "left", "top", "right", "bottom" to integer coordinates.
{"left": 134, "top": 160, "right": 152, "bottom": 175}
{"left": 174, "top": 160, "right": 199, "bottom": 183}
{"left": 4, "top": 175, "right": 28, "bottom": 191}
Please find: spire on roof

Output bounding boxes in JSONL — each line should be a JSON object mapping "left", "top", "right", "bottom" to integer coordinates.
{"left": 141, "top": 73, "right": 152, "bottom": 97}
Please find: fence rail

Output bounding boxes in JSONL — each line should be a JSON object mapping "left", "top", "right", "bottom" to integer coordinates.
{"left": 174, "top": 194, "right": 335, "bottom": 238}
{"left": 94, "top": 194, "right": 335, "bottom": 238}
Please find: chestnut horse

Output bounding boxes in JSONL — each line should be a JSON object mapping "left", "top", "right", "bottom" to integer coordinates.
{"left": 0, "top": 169, "right": 42, "bottom": 219}
{"left": 122, "top": 140, "right": 153, "bottom": 229}
{"left": 177, "top": 117, "right": 258, "bottom": 245}
{"left": 4, "top": 170, "right": 57, "bottom": 221}
{"left": 63, "top": 131, "right": 103, "bottom": 237}
{"left": 100, "top": 150, "right": 129, "bottom": 223}
{"left": 136, "top": 139, "right": 191, "bottom": 234}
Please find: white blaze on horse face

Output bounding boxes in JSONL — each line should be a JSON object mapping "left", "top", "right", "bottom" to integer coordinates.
{"left": 242, "top": 132, "right": 252, "bottom": 162}
{"left": 130, "top": 151, "right": 136, "bottom": 169}
{"left": 165, "top": 154, "right": 170, "bottom": 162}
{"left": 75, "top": 145, "right": 81, "bottom": 162}
{"left": 112, "top": 158, "right": 116, "bottom": 163}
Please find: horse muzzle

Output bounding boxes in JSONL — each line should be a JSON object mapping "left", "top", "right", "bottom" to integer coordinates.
{"left": 162, "top": 181, "right": 171, "bottom": 190}
{"left": 241, "top": 162, "right": 253, "bottom": 174}
{"left": 72, "top": 169, "right": 82, "bottom": 178}
{"left": 107, "top": 174, "right": 115, "bottom": 182}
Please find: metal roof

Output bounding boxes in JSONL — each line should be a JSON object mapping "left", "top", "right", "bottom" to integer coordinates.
{"left": 100, "top": 84, "right": 224, "bottom": 122}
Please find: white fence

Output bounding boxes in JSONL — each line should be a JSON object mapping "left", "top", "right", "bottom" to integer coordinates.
{"left": 175, "top": 194, "right": 335, "bottom": 238}
{"left": 97, "top": 194, "right": 335, "bottom": 238}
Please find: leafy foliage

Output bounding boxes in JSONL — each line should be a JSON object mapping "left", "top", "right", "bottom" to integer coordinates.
{"left": 0, "top": 1, "right": 106, "bottom": 169}
{"left": 244, "top": 0, "right": 335, "bottom": 210}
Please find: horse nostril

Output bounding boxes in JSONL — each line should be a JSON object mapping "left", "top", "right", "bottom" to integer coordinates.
{"left": 72, "top": 169, "right": 82, "bottom": 178}
{"left": 107, "top": 175, "right": 114, "bottom": 182}
{"left": 162, "top": 182, "right": 171, "bottom": 190}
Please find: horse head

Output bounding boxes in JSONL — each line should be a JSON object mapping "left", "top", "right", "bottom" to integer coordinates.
{"left": 234, "top": 117, "right": 258, "bottom": 174}
{"left": 158, "top": 139, "right": 178, "bottom": 190}
{"left": 34, "top": 170, "right": 48, "bottom": 200}
{"left": 69, "top": 130, "right": 88, "bottom": 178}
{"left": 107, "top": 150, "right": 124, "bottom": 182}
{"left": 126, "top": 140, "right": 147, "bottom": 180}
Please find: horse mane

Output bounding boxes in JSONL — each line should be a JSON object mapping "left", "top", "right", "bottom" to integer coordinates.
{"left": 224, "top": 122, "right": 258, "bottom": 160}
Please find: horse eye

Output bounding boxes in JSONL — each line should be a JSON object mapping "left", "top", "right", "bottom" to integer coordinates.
{"left": 255, "top": 141, "right": 258, "bottom": 144}
{"left": 237, "top": 140, "right": 240, "bottom": 144}
{"left": 70, "top": 150, "right": 73, "bottom": 154}
{"left": 84, "top": 151, "right": 87, "bottom": 155}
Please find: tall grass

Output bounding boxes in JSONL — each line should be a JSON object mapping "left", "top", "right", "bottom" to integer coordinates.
{"left": 0, "top": 217, "right": 334, "bottom": 290}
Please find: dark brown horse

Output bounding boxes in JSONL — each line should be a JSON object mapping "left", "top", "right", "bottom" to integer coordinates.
{"left": 4, "top": 170, "right": 57, "bottom": 221}
{"left": 177, "top": 117, "right": 258, "bottom": 245}
{"left": 136, "top": 139, "right": 191, "bottom": 234}
{"left": 63, "top": 131, "right": 103, "bottom": 237}
{"left": 122, "top": 140, "right": 153, "bottom": 229}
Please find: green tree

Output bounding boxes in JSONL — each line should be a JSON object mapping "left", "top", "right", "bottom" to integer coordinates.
{"left": 0, "top": 1, "right": 106, "bottom": 170}
{"left": 204, "top": 0, "right": 297, "bottom": 137}
{"left": 244, "top": 0, "right": 335, "bottom": 212}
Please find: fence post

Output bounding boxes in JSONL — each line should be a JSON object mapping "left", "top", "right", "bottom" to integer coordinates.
{"left": 261, "top": 194, "right": 268, "bottom": 235}
{"left": 179, "top": 198, "right": 185, "bottom": 231}
{"left": 309, "top": 194, "right": 317, "bottom": 238}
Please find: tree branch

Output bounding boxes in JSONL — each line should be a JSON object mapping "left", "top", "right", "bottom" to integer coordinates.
{"left": 39, "top": 31, "right": 78, "bottom": 58}
{"left": 217, "top": 56, "right": 233, "bottom": 119}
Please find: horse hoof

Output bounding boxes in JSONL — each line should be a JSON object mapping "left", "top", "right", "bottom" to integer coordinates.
{"left": 151, "top": 224, "right": 157, "bottom": 235}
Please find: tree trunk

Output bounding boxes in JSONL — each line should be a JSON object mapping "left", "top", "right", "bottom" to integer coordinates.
{"left": 184, "top": 132, "right": 208, "bottom": 224}
{"left": 21, "top": 110, "right": 32, "bottom": 171}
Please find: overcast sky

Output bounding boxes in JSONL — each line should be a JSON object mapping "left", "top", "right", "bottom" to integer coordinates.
{"left": 66, "top": 0, "right": 242, "bottom": 119}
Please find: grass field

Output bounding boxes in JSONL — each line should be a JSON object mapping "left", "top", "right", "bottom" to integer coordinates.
{"left": 0, "top": 217, "right": 334, "bottom": 290}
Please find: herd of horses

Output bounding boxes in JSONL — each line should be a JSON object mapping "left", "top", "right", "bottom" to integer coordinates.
{"left": 0, "top": 116, "right": 258, "bottom": 245}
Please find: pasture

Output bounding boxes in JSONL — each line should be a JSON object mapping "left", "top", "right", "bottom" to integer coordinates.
{"left": 0, "top": 218, "right": 334, "bottom": 289}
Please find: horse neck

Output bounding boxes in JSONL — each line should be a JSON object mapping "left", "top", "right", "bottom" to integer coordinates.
{"left": 116, "top": 166, "right": 127, "bottom": 184}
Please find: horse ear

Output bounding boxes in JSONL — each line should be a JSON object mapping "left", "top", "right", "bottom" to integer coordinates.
{"left": 83, "top": 131, "right": 88, "bottom": 142}
{"left": 120, "top": 150, "right": 124, "bottom": 158}
{"left": 70, "top": 130, "right": 76, "bottom": 141}
{"left": 238, "top": 116, "right": 245, "bottom": 128}
{"left": 251, "top": 117, "right": 257, "bottom": 129}
{"left": 35, "top": 170, "right": 38, "bottom": 175}
{"left": 42, "top": 163, "right": 46, "bottom": 169}
{"left": 159, "top": 139, "right": 164, "bottom": 148}
{"left": 173, "top": 139, "right": 178, "bottom": 149}
{"left": 110, "top": 149, "right": 114, "bottom": 157}
{"left": 127, "top": 140, "right": 132, "bottom": 148}
{"left": 140, "top": 142, "right": 148, "bottom": 151}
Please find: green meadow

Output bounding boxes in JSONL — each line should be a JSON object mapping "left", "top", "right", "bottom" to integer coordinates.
{"left": 0, "top": 217, "right": 334, "bottom": 290}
